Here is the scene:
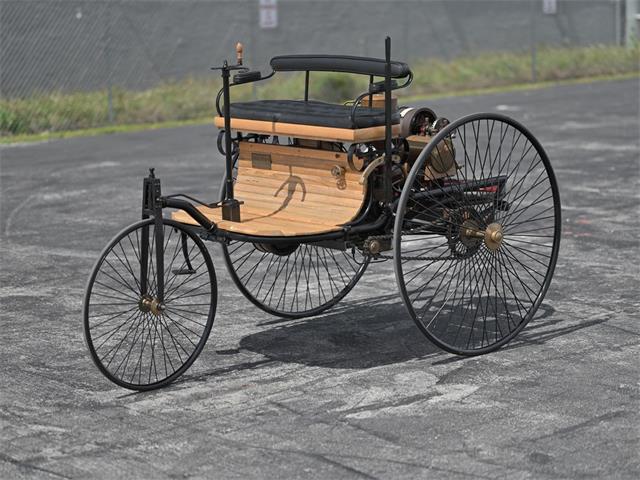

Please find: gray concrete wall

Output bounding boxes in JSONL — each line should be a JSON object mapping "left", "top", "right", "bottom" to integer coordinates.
{"left": 0, "top": 0, "right": 624, "bottom": 97}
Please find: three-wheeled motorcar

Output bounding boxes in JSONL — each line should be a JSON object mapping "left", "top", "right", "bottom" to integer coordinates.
{"left": 83, "top": 38, "right": 561, "bottom": 390}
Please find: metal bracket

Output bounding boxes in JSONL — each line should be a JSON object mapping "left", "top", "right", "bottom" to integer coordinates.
{"left": 251, "top": 152, "right": 272, "bottom": 169}
{"left": 358, "top": 155, "right": 385, "bottom": 185}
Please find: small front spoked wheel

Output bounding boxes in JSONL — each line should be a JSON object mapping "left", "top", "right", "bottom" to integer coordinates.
{"left": 83, "top": 218, "right": 217, "bottom": 390}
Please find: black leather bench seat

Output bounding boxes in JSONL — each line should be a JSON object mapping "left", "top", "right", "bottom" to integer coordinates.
{"left": 229, "top": 100, "right": 399, "bottom": 129}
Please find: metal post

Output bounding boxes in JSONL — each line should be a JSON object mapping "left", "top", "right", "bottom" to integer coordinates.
{"left": 403, "top": 3, "right": 409, "bottom": 61}
{"left": 222, "top": 62, "right": 234, "bottom": 201}
{"left": 250, "top": 0, "right": 257, "bottom": 99}
{"left": 625, "top": 0, "right": 638, "bottom": 48}
{"left": 105, "top": 5, "right": 114, "bottom": 123}
{"left": 221, "top": 61, "right": 241, "bottom": 222}
{"left": 530, "top": 0, "right": 537, "bottom": 83}
{"left": 615, "top": 0, "right": 622, "bottom": 46}
{"left": 304, "top": 71, "right": 309, "bottom": 101}
{"left": 383, "top": 36, "right": 393, "bottom": 203}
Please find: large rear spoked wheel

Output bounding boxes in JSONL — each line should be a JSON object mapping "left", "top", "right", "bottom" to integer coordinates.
{"left": 394, "top": 113, "right": 561, "bottom": 355}
{"left": 83, "top": 218, "right": 217, "bottom": 390}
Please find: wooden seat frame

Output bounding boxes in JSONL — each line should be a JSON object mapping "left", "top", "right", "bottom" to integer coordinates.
{"left": 212, "top": 117, "right": 400, "bottom": 143}
{"left": 172, "top": 142, "right": 368, "bottom": 237}
{"left": 166, "top": 37, "right": 406, "bottom": 242}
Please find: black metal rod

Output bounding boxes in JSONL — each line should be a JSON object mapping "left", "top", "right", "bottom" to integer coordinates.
{"left": 368, "top": 74, "right": 374, "bottom": 107}
{"left": 222, "top": 61, "right": 234, "bottom": 201}
{"left": 398, "top": 176, "right": 509, "bottom": 207}
{"left": 140, "top": 224, "right": 149, "bottom": 295}
{"left": 304, "top": 71, "right": 310, "bottom": 101}
{"left": 383, "top": 36, "right": 393, "bottom": 203}
{"left": 162, "top": 198, "right": 215, "bottom": 231}
{"left": 154, "top": 214, "right": 165, "bottom": 302}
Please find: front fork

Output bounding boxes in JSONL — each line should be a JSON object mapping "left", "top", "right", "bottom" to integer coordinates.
{"left": 141, "top": 169, "right": 165, "bottom": 303}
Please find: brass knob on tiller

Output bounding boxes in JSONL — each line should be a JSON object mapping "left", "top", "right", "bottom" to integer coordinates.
{"left": 236, "top": 42, "right": 244, "bottom": 66}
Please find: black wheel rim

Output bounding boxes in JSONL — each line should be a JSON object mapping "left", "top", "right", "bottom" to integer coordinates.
{"left": 83, "top": 219, "right": 216, "bottom": 390}
{"left": 394, "top": 113, "right": 561, "bottom": 355}
{"left": 222, "top": 241, "right": 369, "bottom": 319}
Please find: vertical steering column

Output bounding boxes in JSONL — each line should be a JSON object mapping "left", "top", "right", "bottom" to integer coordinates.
{"left": 140, "top": 169, "right": 165, "bottom": 303}
{"left": 221, "top": 60, "right": 242, "bottom": 222}
{"left": 383, "top": 36, "right": 393, "bottom": 204}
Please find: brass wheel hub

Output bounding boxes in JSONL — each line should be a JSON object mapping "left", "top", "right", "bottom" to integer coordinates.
{"left": 484, "top": 223, "right": 504, "bottom": 251}
{"left": 139, "top": 296, "right": 165, "bottom": 316}
{"left": 461, "top": 222, "right": 504, "bottom": 252}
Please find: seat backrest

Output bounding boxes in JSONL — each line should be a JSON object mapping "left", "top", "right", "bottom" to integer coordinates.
{"left": 234, "top": 141, "right": 367, "bottom": 227}
{"left": 270, "top": 55, "right": 411, "bottom": 78}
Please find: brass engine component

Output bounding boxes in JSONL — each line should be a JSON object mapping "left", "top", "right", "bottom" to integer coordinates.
{"left": 428, "top": 137, "right": 456, "bottom": 173}
{"left": 406, "top": 135, "right": 457, "bottom": 179}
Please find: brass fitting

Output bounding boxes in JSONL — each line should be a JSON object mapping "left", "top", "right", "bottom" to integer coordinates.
{"left": 139, "top": 296, "right": 165, "bottom": 316}
{"left": 461, "top": 222, "right": 504, "bottom": 251}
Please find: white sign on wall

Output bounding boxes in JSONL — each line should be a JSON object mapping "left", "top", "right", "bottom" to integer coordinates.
{"left": 259, "top": 0, "right": 278, "bottom": 29}
{"left": 542, "top": 0, "right": 557, "bottom": 15}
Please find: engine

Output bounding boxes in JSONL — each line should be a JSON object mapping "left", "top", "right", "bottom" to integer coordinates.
{"left": 399, "top": 106, "right": 457, "bottom": 178}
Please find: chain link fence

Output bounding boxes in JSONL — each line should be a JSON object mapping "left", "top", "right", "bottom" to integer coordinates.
{"left": 0, "top": 0, "right": 636, "bottom": 135}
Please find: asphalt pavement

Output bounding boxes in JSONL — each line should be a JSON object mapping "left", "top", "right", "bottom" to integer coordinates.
{"left": 1, "top": 78, "right": 638, "bottom": 479}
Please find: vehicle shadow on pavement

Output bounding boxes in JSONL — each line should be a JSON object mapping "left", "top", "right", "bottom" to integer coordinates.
{"left": 239, "top": 299, "right": 606, "bottom": 369}
{"left": 157, "top": 300, "right": 607, "bottom": 392}
{"left": 239, "top": 300, "right": 441, "bottom": 369}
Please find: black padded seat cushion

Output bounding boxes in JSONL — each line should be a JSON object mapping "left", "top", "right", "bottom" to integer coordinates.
{"left": 229, "top": 100, "right": 399, "bottom": 129}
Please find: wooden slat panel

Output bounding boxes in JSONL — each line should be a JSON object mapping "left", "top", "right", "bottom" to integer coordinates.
{"left": 213, "top": 117, "right": 274, "bottom": 134}
{"left": 237, "top": 159, "right": 362, "bottom": 181}
{"left": 173, "top": 140, "right": 366, "bottom": 237}
{"left": 174, "top": 205, "right": 335, "bottom": 227}
{"left": 272, "top": 122, "right": 401, "bottom": 142}
{"left": 234, "top": 185, "right": 362, "bottom": 210}
{"left": 171, "top": 207, "right": 342, "bottom": 236}
{"left": 237, "top": 166, "right": 362, "bottom": 186}
{"left": 241, "top": 141, "right": 349, "bottom": 162}
{"left": 240, "top": 141, "right": 351, "bottom": 162}
{"left": 236, "top": 174, "right": 364, "bottom": 199}
{"left": 238, "top": 208, "right": 340, "bottom": 227}
{"left": 214, "top": 117, "right": 400, "bottom": 142}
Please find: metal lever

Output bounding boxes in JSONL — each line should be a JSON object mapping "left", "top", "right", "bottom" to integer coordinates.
{"left": 359, "top": 155, "right": 385, "bottom": 185}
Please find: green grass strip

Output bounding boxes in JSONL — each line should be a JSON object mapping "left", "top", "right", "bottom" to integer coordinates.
{"left": 1, "top": 43, "right": 638, "bottom": 145}
{"left": 1, "top": 72, "right": 636, "bottom": 146}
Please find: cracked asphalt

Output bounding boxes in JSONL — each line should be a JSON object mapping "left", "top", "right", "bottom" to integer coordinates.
{"left": 1, "top": 78, "right": 639, "bottom": 479}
